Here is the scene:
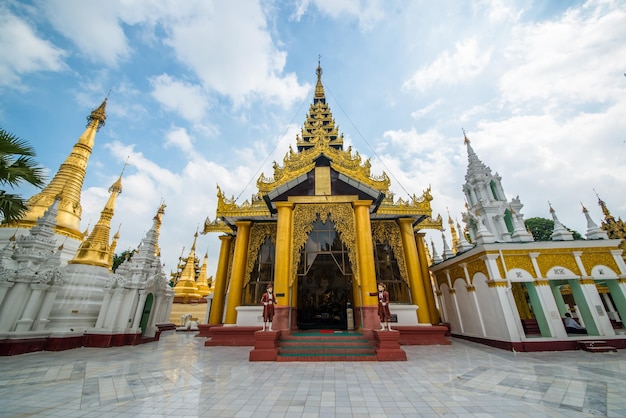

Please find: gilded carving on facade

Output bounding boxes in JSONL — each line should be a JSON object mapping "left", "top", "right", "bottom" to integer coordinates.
{"left": 291, "top": 203, "right": 357, "bottom": 286}
{"left": 215, "top": 185, "right": 271, "bottom": 218}
{"left": 465, "top": 258, "right": 489, "bottom": 284}
{"left": 448, "top": 267, "right": 466, "bottom": 285}
{"left": 580, "top": 251, "right": 620, "bottom": 274}
{"left": 226, "top": 236, "right": 235, "bottom": 293}
{"left": 504, "top": 255, "right": 535, "bottom": 278}
{"left": 487, "top": 281, "right": 509, "bottom": 288}
{"left": 377, "top": 188, "right": 433, "bottom": 217}
{"left": 243, "top": 223, "right": 277, "bottom": 287}
{"left": 415, "top": 214, "right": 443, "bottom": 231}
{"left": 512, "top": 282, "right": 532, "bottom": 319}
{"left": 536, "top": 254, "right": 581, "bottom": 276}
{"left": 202, "top": 217, "right": 233, "bottom": 234}
{"left": 371, "top": 220, "right": 408, "bottom": 285}
{"left": 257, "top": 141, "right": 390, "bottom": 195}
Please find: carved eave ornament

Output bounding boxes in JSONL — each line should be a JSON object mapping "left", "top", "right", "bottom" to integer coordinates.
{"left": 202, "top": 217, "right": 234, "bottom": 235}
{"left": 415, "top": 213, "right": 444, "bottom": 231}
{"left": 373, "top": 187, "right": 434, "bottom": 224}
{"left": 214, "top": 185, "right": 273, "bottom": 226}
{"left": 257, "top": 139, "right": 390, "bottom": 195}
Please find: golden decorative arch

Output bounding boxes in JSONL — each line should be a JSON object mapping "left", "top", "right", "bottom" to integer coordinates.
{"left": 244, "top": 223, "right": 277, "bottom": 287}
{"left": 291, "top": 203, "right": 357, "bottom": 286}
{"left": 371, "top": 220, "right": 409, "bottom": 285}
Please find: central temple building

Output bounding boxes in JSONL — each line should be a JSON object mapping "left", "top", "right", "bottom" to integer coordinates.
{"left": 203, "top": 64, "right": 444, "bottom": 339}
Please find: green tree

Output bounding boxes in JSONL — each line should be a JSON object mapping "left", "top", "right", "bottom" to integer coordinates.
{"left": 112, "top": 249, "right": 135, "bottom": 272}
{"left": 524, "top": 217, "right": 583, "bottom": 241}
{"left": 0, "top": 128, "right": 46, "bottom": 224}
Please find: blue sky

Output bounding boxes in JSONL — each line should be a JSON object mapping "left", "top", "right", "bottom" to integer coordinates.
{"left": 1, "top": 0, "right": 625, "bottom": 276}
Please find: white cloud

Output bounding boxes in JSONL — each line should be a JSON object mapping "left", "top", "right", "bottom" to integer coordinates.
{"left": 164, "top": 127, "right": 193, "bottom": 153}
{"left": 40, "top": 0, "right": 130, "bottom": 66}
{"left": 294, "top": 0, "right": 385, "bottom": 30}
{"left": 162, "top": 2, "right": 310, "bottom": 107}
{"left": 410, "top": 99, "right": 444, "bottom": 119}
{"left": 403, "top": 38, "right": 492, "bottom": 92}
{"left": 500, "top": 0, "right": 626, "bottom": 109}
{"left": 150, "top": 74, "right": 210, "bottom": 123}
{"left": 0, "top": 8, "right": 66, "bottom": 87}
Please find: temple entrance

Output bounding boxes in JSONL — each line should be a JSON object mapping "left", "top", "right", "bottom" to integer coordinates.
{"left": 139, "top": 293, "right": 154, "bottom": 336}
{"left": 296, "top": 217, "right": 353, "bottom": 330}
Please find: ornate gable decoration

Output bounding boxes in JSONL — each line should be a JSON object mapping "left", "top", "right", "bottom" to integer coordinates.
{"left": 257, "top": 142, "right": 391, "bottom": 194}
{"left": 215, "top": 185, "right": 271, "bottom": 219}
{"left": 377, "top": 188, "right": 434, "bottom": 218}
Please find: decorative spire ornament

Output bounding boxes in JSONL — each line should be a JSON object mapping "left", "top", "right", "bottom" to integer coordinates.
{"left": 549, "top": 202, "right": 574, "bottom": 241}
{"left": 582, "top": 203, "right": 608, "bottom": 240}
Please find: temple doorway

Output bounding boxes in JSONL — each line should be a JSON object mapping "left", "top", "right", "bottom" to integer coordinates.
{"left": 139, "top": 293, "right": 154, "bottom": 336}
{"left": 296, "top": 217, "right": 353, "bottom": 330}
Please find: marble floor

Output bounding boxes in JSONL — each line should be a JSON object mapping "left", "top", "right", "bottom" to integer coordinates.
{"left": 1, "top": 332, "right": 625, "bottom": 417}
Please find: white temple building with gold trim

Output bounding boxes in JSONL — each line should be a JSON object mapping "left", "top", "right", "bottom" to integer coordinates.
{"left": 0, "top": 101, "right": 174, "bottom": 355}
{"left": 429, "top": 136, "right": 626, "bottom": 351}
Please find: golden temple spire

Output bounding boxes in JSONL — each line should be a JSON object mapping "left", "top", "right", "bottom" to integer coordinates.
{"left": 595, "top": 191, "right": 626, "bottom": 240}
{"left": 173, "top": 232, "right": 202, "bottom": 302}
{"left": 108, "top": 224, "right": 121, "bottom": 269}
{"left": 196, "top": 252, "right": 211, "bottom": 297}
{"left": 296, "top": 59, "right": 344, "bottom": 151}
{"left": 314, "top": 55, "right": 325, "bottom": 101}
{"left": 10, "top": 99, "right": 108, "bottom": 239}
{"left": 68, "top": 169, "right": 122, "bottom": 269}
{"left": 153, "top": 200, "right": 166, "bottom": 257}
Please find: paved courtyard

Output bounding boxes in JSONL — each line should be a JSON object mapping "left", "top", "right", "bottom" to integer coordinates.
{"left": 1, "top": 331, "right": 625, "bottom": 417}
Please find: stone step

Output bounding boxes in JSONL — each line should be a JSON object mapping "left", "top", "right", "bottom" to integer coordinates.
{"left": 578, "top": 341, "right": 617, "bottom": 353}
{"left": 277, "top": 331, "right": 377, "bottom": 362}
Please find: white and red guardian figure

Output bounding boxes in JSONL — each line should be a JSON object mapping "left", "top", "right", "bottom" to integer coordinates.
{"left": 369, "top": 282, "right": 391, "bottom": 330}
{"left": 261, "top": 283, "right": 277, "bottom": 331}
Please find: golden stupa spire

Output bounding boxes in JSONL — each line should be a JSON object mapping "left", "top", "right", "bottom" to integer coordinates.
{"left": 173, "top": 232, "right": 202, "bottom": 302}
{"left": 196, "top": 252, "right": 211, "bottom": 297}
{"left": 314, "top": 55, "right": 325, "bottom": 100}
{"left": 68, "top": 168, "right": 122, "bottom": 269}
{"left": 595, "top": 191, "right": 626, "bottom": 240}
{"left": 108, "top": 224, "right": 121, "bottom": 269}
{"left": 296, "top": 57, "right": 344, "bottom": 151}
{"left": 10, "top": 99, "right": 108, "bottom": 240}
{"left": 153, "top": 200, "right": 166, "bottom": 257}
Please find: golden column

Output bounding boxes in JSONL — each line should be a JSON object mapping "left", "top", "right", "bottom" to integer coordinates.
{"left": 209, "top": 234, "right": 232, "bottom": 325}
{"left": 416, "top": 232, "right": 439, "bottom": 324}
{"left": 273, "top": 202, "right": 294, "bottom": 330}
{"left": 224, "top": 221, "right": 252, "bottom": 325}
{"left": 353, "top": 200, "right": 378, "bottom": 330}
{"left": 398, "top": 218, "right": 431, "bottom": 324}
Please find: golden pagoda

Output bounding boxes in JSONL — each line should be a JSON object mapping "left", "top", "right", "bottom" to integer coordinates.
{"left": 68, "top": 172, "right": 122, "bottom": 269}
{"left": 196, "top": 252, "right": 212, "bottom": 297}
{"left": 597, "top": 195, "right": 626, "bottom": 259}
{"left": 4, "top": 99, "right": 107, "bottom": 240}
{"left": 203, "top": 63, "right": 445, "bottom": 338}
{"left": 172, "top": 232, "right": 202, "bottom": 303}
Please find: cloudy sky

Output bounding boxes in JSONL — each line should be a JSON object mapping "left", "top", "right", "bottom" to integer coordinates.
{"left": 1, "top": 0, "right": 625, "bottom": 276}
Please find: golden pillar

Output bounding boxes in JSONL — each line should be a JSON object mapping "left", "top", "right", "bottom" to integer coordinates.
{"left": 398, "top": 218, "right": 431, "bottom": 324}
{"left": 273, "top": 202, "right": 294, "bottom": 330}
{"left": 353, "top": 200, "right": 378, "bottom": 330}
{"left": 224, "top": 221, "right": 252, "bottom": 325}
{"left": 416, "top": 232, "right": 439, "bottom": 324}
{"left": 209, "top": 234, "right": 232, "bottom": 325}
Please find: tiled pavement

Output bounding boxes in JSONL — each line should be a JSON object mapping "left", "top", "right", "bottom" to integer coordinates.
{"left": 1, "top": 331, "right": 625, "bottom": 417}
